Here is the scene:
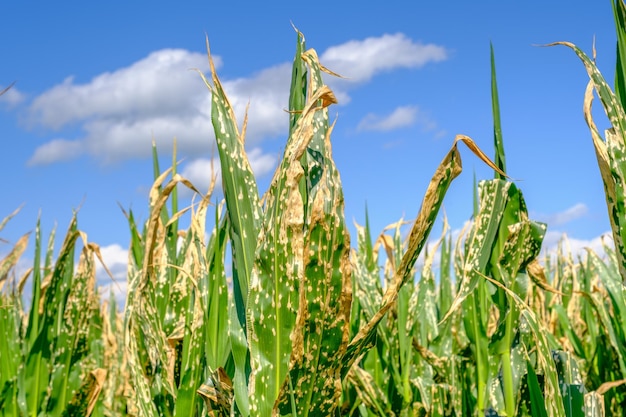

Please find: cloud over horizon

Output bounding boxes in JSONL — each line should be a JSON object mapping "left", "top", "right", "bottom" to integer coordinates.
{"left": 96, "top": 243, "right": 129, "bottom": 308}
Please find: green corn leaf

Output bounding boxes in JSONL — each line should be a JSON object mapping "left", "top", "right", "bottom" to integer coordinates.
{"left": 586, "top": 249, "right": 626, "bottom": 351}
{"left": 613, "top": 0, "right": 626, "bottom": 109}
{"left": 581, "top": 289, "right": 626, "bottom": 376}
{"left": 62, "top": 369, "right": 107, "bottom": 417}
{"left": 553, "top": 351, "right": 585, "bottom": 417}
{"left": 121, "top": 207, "right": 144, "bottom": 269}
{"left": 20, "top": 217, "right": 79, "bottom": 416}
{"left": 24, "top": 218, "right": 44, "bottom": 354}
{"left": 415, "top": 251, "right": 440, "bottom": 352}
{"left": 485, "top": 274, "right": 567, "bottom": 417}
{"left": 553, "top": 305, "right": 586, "bottom": 359}
{"left": 583, "top": 391, "right": 605, "bottom": 417}
{"left": 431, "top": 384, "right": 454, "bottom": 417}
{"left": 526, "top": 360, "right": 549, "bottom": 417}
{"left": 462, "top": 285, "right": 489, "bottom": 411}
{"left": 198, "top": 38, "right": 263, "bottom": 416}
{"left": 199, "top": 38, "right": 262, "bottom": 314}
{"left": 352, "top": 221, "right": 383, "bottom": 326}
{"left": 345, "top": 365, "right": 392, "bottom": 417}
{"left": 0, "top": 292, "right": 20, "bottom": 414}
{"left": 45, "top": 236, "right": 104, "bottom": 416}
{"left": 491, "top": 43, "right": 507, "bottom": 178}
{"left": 288, "top": 28, "right": 307, "bottom": 137}
{"left": 437, "top": 232, "right": 453, "bottom": 320}
{"left": 204, "top": 202, "right": 231, "bottom": 371}
{"left": 124, "top": 173, "right": 199, "bottom": 416}
{"left": 172, "top": 211, "right": 208, "bottom": 416}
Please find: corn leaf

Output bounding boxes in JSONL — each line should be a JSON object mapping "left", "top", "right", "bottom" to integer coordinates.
{"left": 550, "top": 40, "right": 626, "bottom": 282}
{"left": 343, "top": 135, "right": 504, "bottom": 374}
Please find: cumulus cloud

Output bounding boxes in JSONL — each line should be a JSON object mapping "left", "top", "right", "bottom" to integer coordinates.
{"left": 95, "top": 243, "right": 129, "bottom": 308}
{"left": 527, "top": 204, "right": 611, "bottom": 260}
{"left": 25, "top": 50, "right": 291, "bottom": 166}
{"left": 29, "top": 49, "right": 216, "bottom": 129}
{"left": 540, "top": 230, "right": 613, "bottom": 262}
{"left": 536, "top": 203, "right": 588, "bottom": 227}
{"left": 26, "top": 33, "right": 447, "bottom": 165}
{"left": 321, "top": 33, "right": 447, "bottom": 83}
{"left": 223, "top": 63, "right": 292, "bottom": 142}
{"left": 28, "top": 138, "right": 84, "bottom": 165}
{"left": 0, "top": 83, "right": 25, "bottom": 107}
{"left": 181, "top": 148, "right": 278, "bottom": 194}
{"left": 358, "top": 105, "right": 419, "bottom": 132}
{"left": 27, "top": 49, "right": 217, "bottom": 165}
{"left": 357, "top": 105, "right": 445, "bottom": 141}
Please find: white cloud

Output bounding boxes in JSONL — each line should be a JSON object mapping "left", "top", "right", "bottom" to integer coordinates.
{"left": 540, "top": 230, "right": 613, "bottom": 262}
{"left": 320, "top": 33, "right": 447, "bottom": 83}
{"left": 27, "top": 49, "right": 217, "bottom": 165}
{"left": 28, "top": 138, "right": 84, "bottom": 165}
{"left": 26, "top": 50, "right": 290, "bottom": 166}
{"left": 28, "top": 49, "right": 216, "bottom": 129}
{"left": 222, "top": 63, "right": 292, "bottom": 142}
{"left": 95, "top": 243, "right": 128, "bottom": 307}
{"left": 358, "top": 105, "right": 418, "bottom": 132}
{"left": 25, "top": 34, "right": 447, "bottom": 165}
{"left": 182, "top": 157, "right": 220, "bottom": 195}
{"left": 357, "top": 105, "right": 445, "bottom": 140}
{"left": 0, "top": 83, "right": 25, "bottom": 107}
{"left": 536, "top": 203, "right": 588, "bottom": 227}
{"left": 248, "top": 147, "right": 279, "bottom": 177}
{"left": 99, "top": 280, "right": 128, "bottom": 310}
{"left": 181, "top": 147, "right": 278, "bottom": 195}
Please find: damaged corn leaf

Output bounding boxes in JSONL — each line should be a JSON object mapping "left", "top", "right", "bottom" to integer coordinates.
{"left": 342, "top": 135, "right": 505, "bottom": 375}
{"left": 124, "top": 167, "right": 201, "bottom": 416}
{"left": 485, "top": 275, "right": 567, "bottom": 417}
{"left": 549, "top": 39, "right": 626, "bottom": 282}
{"left": 275, "top": 47, "right": 351, "bottom": 416}
{"left": 0, "top": 233, "right": 28, "bottom": 290}
{"left": 198, "top": 367, "right": 234, "bottom": 417}
{"left": 441, "top": 179, "right": 511, "bottom": 325}
{"left": 3, "top": 215, "right": 109, "bottom": 417}
{"left": 44, "top": 235, "right": 105, "bottom": 417}
{"left": 247, "top": 59, "right": 339, "bottom": 417}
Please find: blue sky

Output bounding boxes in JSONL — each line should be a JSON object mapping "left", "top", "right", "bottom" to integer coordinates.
{"left": 0, "top": 1, "right": 618, "bottom": 296}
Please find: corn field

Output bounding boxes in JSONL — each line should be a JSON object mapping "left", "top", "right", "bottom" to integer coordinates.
{"left": 3, "top": 2, "right": 626, "bottom": 416}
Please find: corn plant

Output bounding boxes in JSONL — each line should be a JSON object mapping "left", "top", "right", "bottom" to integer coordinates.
{"left": 547, "top": 0, "right": 626, "bottom": 283}
{"left": 120, "top": 27, "right": 508, "bottom": 416}
{"left": 0, "top": 210, "right": 110, "bottom": 416}
{"left": 122, "top": 141, "right": 232, "bottom": 416}
{"left": 343, "top": 42, "right": 626, "bottom": 417}
{"left": 6, "top": 6, "right": 626, "bottom": 415}
{"left": 198, "top": 28, "right": 511, "bottom": 415}
{"left": 537, "top": 236, "right": 626, "bottom": 414}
